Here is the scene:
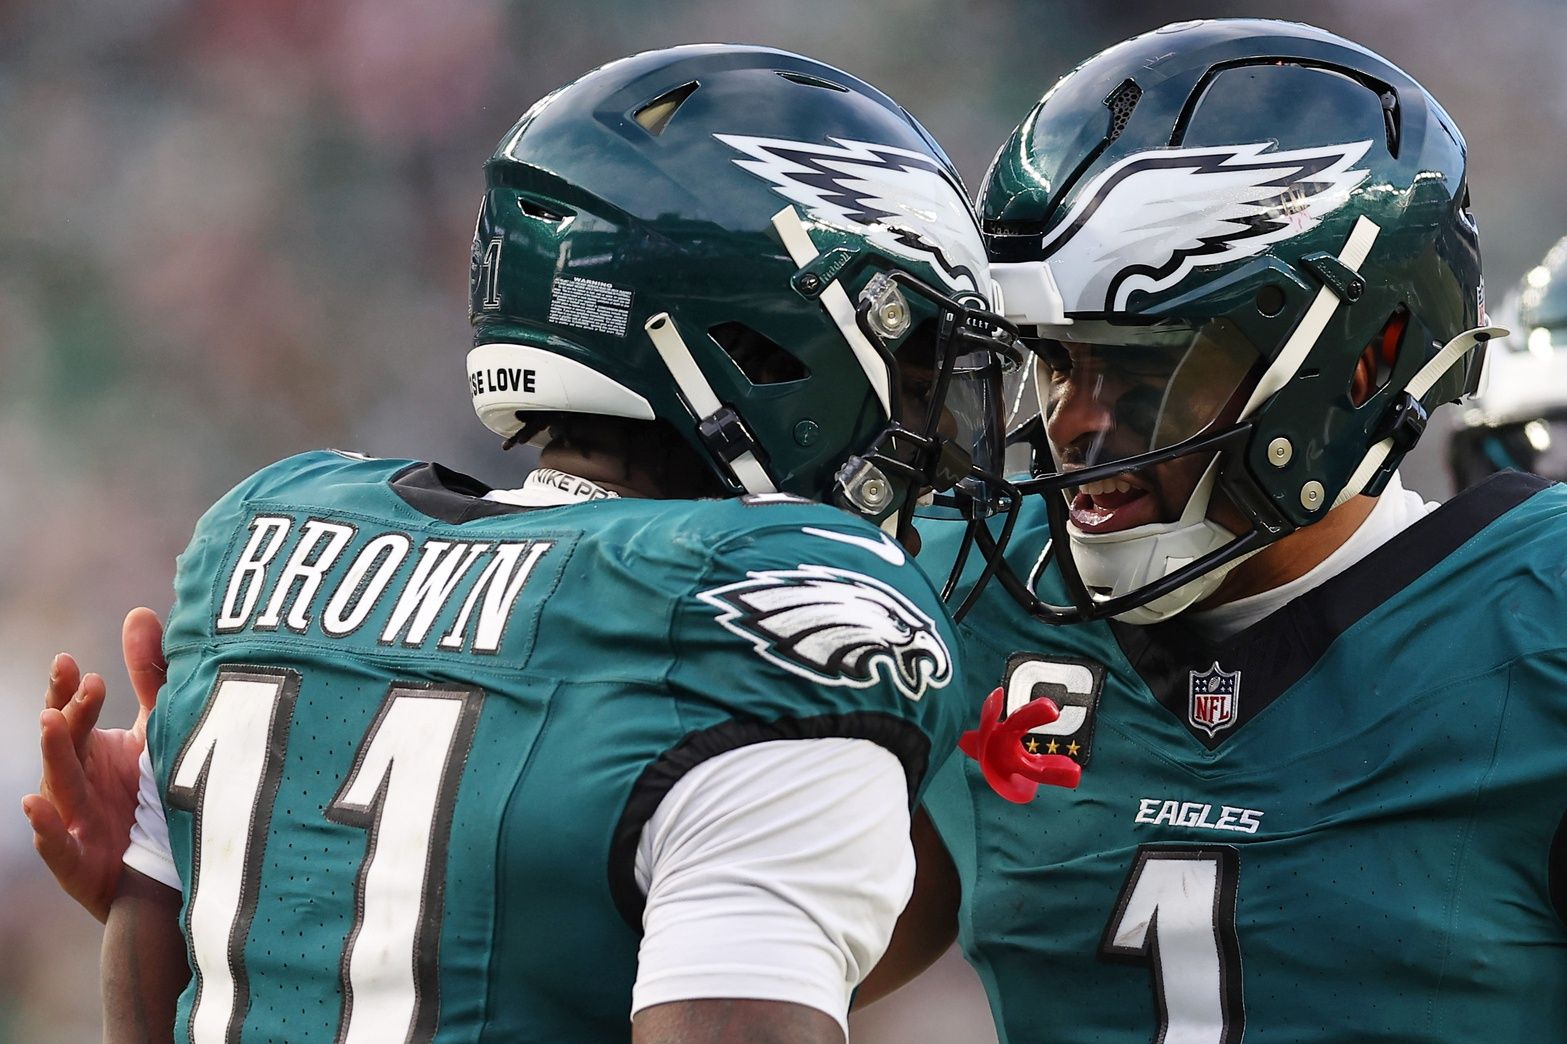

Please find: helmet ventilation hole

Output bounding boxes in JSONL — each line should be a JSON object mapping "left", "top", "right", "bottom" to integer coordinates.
{"left": 516, "top": 196, "right": 572, "bottom": 223}
{"left": 710, "top": 322, "right": 810, "bottom": 385}
{"left": 1379, "top": 89, "right": 1401, "bottom": 157}
{"left": 634, "top": 81, "right": 700, "bottom": 136}
{"left": 777, "top": 71, "right": 850, "bottom": 92}
{"left": 1104, "top": 79, "right": 1142, "bottom": 143}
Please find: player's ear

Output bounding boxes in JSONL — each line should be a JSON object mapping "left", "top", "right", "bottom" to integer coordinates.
{"left": 1349, "top": 310, "right": 1410, "bottom": 407}
{"left": 1349, "top": 350, "right": 1377, "bottom": 406}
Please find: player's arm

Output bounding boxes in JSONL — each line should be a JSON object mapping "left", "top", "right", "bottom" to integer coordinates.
{"left": 101, "top": 866, "right": 188, "bottom": 1044}
{"left": 22, "top": 608, "right": 167, "bottom": 922}
{"left": 634, "top": 998, "right": 841, "bottom": 1044}
{"left": 626, "top": 738, "right": 917, "bottom": 1044}
{"left": 853, "top": 808, "right": 960, "bottom": 1008}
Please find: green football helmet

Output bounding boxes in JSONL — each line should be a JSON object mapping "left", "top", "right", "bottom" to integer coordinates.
{"left": 1450, "top": 236, "right": 1567, "bottom": 488}
{"left": 466, "top": 44, "right": 1019, "bottom": 584}
{"left": 980, "top": 19, "right": 1499, "bottom": 624}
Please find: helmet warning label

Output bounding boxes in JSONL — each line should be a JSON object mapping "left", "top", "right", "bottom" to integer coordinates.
{"left": 549, "top": 275, "right": 634, "bottom": 337}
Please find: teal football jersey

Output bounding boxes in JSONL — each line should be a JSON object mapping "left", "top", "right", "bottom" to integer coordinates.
{"left": 146, "top": 450, "right": 966, "bottom": 1043}
{"left": 920, "top": 472, "right": 1567, "bottom": 1042}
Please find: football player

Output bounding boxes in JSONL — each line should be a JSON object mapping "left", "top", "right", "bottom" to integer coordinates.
{"left": 1449, "top": 235, "right": 1567, "bottom": 488}
{"left": 900, "top": 19, "right": 1567, "bottom": 1041}
{"left": 23, "top": 44, "right": 1024, "bottom": 1043}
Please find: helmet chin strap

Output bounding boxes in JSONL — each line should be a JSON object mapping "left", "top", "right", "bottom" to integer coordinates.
{"left": 770, "top": 206, "right": 893, "bottom": 416}
{"left": 1238, "top": 215, "right": 1382, "bottom": 420}
{"left": 644, "top": 313, "right": 777, "bottom": 495}
{"left": 1332, "top": 323, "right": 1506, "bottom": 508}
{"left": 771, "top": 205, "right": 902, "bottom": 536}
{"left": 1065, "top": 458, "right": 1257, "bottom": 624}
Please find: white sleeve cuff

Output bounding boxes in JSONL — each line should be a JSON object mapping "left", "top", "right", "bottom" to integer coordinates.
{"left": 630, "top": 737, "right": 915, "bottom": 1037}
{"left": 122, "top": 745, "right": 180, "bottom": 889}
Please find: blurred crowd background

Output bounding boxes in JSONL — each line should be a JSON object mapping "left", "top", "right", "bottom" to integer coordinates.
{"left": 4, "top": 0, "right": 1566, "bottom": 1038}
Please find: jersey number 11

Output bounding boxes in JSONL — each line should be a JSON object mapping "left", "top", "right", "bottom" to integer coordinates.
{"left": 167, "top": 665, "right": 484, "bottom": 1043}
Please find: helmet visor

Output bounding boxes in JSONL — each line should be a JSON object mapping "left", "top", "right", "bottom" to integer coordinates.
{"left": 899, "top": 329, "right": 1015, "bottom": 518}
{"left": 1031, "top": 317, "right": 1264, "bottom": 469}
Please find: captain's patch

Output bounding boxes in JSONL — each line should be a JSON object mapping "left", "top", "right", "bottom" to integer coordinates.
{"left": 1002, "top": 653, "right": 1106, "bottom": 767}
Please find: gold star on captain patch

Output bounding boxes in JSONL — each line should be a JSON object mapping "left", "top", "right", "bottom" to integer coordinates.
{"left": 1045, "top": 739, "right": 1060, "bottom": 754}
{"left": 1024, "top": 737, "right": 1040, "bottom": 753}
{"left": 1066, "top": 741, "right": 1080, "bottom": 756}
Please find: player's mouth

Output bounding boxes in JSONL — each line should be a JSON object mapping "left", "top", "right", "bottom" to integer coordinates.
{"left": 1066, "top": 473, "right": 1157, "bottom": 533}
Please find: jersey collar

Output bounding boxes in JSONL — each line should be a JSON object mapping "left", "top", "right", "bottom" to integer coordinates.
{"left": 390, "top": 461, "right": 615, "bottom": 523}
{"left": 1111, "top": 471, "right": 1553, "bottom": 749}
{"left": 484, "top": 468, "right": 622, "bottom": 507}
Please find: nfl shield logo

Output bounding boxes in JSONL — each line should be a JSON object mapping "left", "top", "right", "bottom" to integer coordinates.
{"left": 1188, "top": 662, "right": 1240, "bottom": 738}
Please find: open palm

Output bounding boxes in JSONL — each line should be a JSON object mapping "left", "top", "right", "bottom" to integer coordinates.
{"left": 20, "top": 608, "right": 166, "bottom": 922}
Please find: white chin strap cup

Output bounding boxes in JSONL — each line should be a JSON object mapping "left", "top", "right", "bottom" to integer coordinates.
{"left": 1067, "top": 460, "right": 1254, "bottom": 624}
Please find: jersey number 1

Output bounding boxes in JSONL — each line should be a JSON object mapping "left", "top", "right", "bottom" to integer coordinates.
{"left": 167, "top": 665, "right": 483, "bottom": 1043}
{"left": 1100, "top": 845, "right": 1245, "bottom": 1043}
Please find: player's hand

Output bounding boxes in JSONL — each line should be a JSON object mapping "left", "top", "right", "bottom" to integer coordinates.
{"left": 958, "top": 687, "right": 1081, "bottom": 803}
{"left": 20, "top": 607, "right": 167, "bottom": 923}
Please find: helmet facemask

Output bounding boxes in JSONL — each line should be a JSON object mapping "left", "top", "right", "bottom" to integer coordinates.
{"left": 843, "top": 272, "right": 1017, "bottom": 499}
{"left": 782, "top": 222, "right": 1025, "bottom": 617}
{"left": 994, "top": 316, "right": 1279, "bottom": 624}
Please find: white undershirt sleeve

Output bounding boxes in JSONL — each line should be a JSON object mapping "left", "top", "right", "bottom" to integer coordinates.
{"left": 122, "top": 745, "right": 180, "bottom": 889}
{"left": 629, "top": 737, "right": 915, "bottom": 1039}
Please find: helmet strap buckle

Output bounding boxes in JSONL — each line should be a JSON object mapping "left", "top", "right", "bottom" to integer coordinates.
{"left": 790, "top": 246, "right": 860, "bottom": 299}
{"left": 1363, "top": 391, "right": 1428, "bottom": 496}
{"left": 698, "top": 406, "right": 767, "bottom": 465}
{"left": 1300, "top": 251, "right": 1367, "bottom": 302}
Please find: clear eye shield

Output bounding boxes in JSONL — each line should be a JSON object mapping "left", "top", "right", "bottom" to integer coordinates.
{"left": 838, "top": 267, "right": 1027, "bottom": 619}
{"left": 1031, "top": 318, "right": 1263, "bottom": 467}
{"left": 981, "top": 316, "right": 1284, "bottom": 624}
{"left": 839, "top": 267, "right": 1022, "bottom": 522}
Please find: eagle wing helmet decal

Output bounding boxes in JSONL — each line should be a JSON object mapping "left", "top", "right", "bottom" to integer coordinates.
{"left": 699, "top": 564, "right": 952, "bottom": 701}
{"left": 714, "top": 133, "right": 987, "bottom": 297}
{"left": 1041, "top": 139, "right": 1373, "bottom": 312}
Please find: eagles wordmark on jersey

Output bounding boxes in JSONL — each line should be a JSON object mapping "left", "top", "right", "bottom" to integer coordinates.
{"left": 147, "top": 450, "right": 965, "bottom": 1042}
{"left": 921, "top": 473, "right": 1567, "bottom": 1043}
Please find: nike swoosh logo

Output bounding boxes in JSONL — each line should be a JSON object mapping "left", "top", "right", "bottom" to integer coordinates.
{"left": 801, "top": 526, "right": 906, "bottom": 566}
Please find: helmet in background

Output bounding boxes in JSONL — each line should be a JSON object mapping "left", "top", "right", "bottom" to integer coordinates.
{"left": 1450, "top": 237, "right": 1567, "bottom": 488}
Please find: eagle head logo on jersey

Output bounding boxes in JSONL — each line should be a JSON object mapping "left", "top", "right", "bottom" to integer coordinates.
{"left": 699, "top": 564, "right": 952, "bottom": 701}
{"left": 714, "top": 133, "right": 988, "bottom": 301}
{"left": 1040, "top": 139, "right": 1372, "bottom": 312}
